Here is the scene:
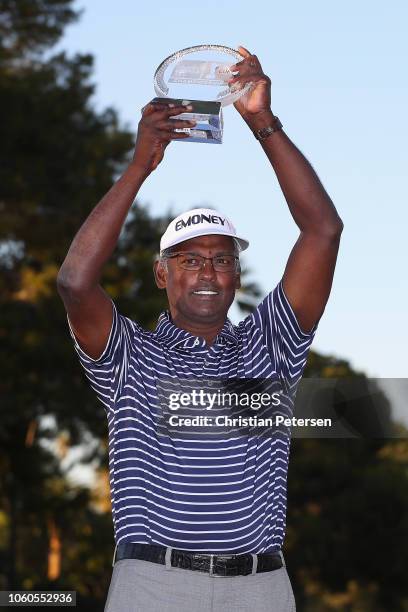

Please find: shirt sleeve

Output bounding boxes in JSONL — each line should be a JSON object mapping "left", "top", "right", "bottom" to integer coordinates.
{"left": 66, "top": 299, "right": 133, "bottom": 413}
{"left": 251, "top": 279, "right": 318, "bottom": 388}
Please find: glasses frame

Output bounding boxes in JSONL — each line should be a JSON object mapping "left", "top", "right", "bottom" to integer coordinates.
{"left": 162, "top": 251, "right": 240, "bottom": 273}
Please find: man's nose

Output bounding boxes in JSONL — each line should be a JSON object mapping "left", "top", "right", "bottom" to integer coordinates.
{"left": 198, "top": 258, "right": 217, "bottom": 279}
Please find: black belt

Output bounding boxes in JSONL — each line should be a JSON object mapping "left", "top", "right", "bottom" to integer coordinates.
{"left": 114, "top": 543, "right": 283, "bottom": 577}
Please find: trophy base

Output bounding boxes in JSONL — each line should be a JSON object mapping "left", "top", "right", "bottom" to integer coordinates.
{"left": 150, "top": 98, "right": 223, "bottom": 144}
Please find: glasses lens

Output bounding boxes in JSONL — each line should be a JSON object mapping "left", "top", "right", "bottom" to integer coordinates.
{"left": 178, "top": 254, "right": 202, "bottom": 270}
{"left": 213, "top": 255, "right": 236, "bottom": 271}
{"left": 176, "top": 254, "right": 237, "bottom": 271}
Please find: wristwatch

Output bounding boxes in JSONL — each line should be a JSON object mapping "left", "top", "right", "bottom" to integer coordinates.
{"left": 253, "top": 116, "right": 283, "bottom": 141}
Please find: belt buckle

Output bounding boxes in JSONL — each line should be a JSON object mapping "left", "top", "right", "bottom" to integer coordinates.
{"left": 208, "top": 553, "right": 234, "bottom": 577}
{"left": 209, "top": 554, "right": 225, "bottom": 578}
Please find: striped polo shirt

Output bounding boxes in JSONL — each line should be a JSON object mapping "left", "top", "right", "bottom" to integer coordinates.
{"left": 67, "top": 280, "right": 317, "bottom": 554}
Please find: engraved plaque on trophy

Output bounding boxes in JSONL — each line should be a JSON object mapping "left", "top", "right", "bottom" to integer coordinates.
{"left": 152, "top": 45, "right": 253, "bottom": 144}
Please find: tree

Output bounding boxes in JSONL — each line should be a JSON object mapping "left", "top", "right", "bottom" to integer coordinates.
{"left": 286, "top": 359, "right": 408, "bottom": 611}
{"left": 0, "top": 2, "right": 261, "bottom": 606}
{"left": 0, "top": 0, "right": 79, "bottom": 65}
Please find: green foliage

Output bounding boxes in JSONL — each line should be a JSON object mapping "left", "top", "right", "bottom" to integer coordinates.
{"left": 287, "top": 363, "right": 408, "bottom": 610}
{"left": 0, "top": 1, "right": 261, "bottom": 606}
{"left": 0, "top": 51, "right": 133, "bottom": 281}
{"left": 0, "top": 0, "right": 79, "bottom": 63}
{"left": 287, "top": 435, "right": 408, "bottom": 611}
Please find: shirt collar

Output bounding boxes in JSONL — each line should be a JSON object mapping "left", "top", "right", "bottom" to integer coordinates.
{"left": 155, "top": 311, "right": 238, "bottom": 351}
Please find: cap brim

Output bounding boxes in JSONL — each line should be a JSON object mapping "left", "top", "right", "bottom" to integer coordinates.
{"left": 161, "top": 229, "right": 249, "bottom": 254}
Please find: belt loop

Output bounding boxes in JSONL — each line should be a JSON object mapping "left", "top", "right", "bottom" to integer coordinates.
{"left": 251, "top": 553, "right": 258, "bottom": 575}
{"left": 165, "top": 546, "right": 173, "bottom": 570}
{"left": 112, "top": 542, "right": 118, "bottom": 568}
{"left": 209, "top": 554, "right": 215, "bottom": 577}
{"left": 279, "top": 550, "right": 286, "bottom": 568}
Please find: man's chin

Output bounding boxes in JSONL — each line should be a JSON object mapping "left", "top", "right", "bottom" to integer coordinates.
{"left": 173, "top": 295, "right": 233, "bottom": 326}
{"left": 185, "top": 304, "right": 228, "bottom": 325}
{"left": 191, "top": 307, "right": 225, "bottom": 321}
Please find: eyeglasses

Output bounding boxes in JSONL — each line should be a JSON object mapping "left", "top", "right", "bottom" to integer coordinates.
{"left": 163, "top": 252, "right": 239, "bottom": 272}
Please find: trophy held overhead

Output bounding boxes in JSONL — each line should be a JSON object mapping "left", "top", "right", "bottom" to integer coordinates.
{"left": 151, "top": 44, "right": 250, "bottom": 144}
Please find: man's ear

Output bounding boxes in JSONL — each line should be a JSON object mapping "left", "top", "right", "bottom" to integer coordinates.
{"left": 153, "top": 260, "right": 167, "bottom": 289}
{"left": 235, "top": 273, "right": 241, "bottom": 290}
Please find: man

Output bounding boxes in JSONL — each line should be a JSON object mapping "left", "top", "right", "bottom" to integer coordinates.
{"left": 57, "top": 47, "right": 343, "bottom": 611}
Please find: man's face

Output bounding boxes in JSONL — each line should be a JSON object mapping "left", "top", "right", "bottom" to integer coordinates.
{"left": 154, "top": 235, "right": 241, "bottom": 327}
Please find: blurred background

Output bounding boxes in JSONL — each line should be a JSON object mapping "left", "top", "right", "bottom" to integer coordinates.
{"left": 1, "top": 1, "right": 407, "bottom": 610}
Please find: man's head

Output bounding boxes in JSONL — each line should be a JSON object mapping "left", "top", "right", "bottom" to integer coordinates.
{"left": 153, "top": 209, "right": 249, "bottom": 331}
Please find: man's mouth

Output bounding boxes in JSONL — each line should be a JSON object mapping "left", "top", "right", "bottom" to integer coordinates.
{"left": 193, "top": 287, "right": 220, "bottom": 298}
{"left": 192, "top": 289, "right": 219, "bottom": 296}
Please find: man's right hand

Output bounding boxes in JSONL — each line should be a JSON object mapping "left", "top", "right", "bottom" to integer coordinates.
{"left": 132, "top": 102, "right": 196, "bottom": 175}
{"left": 57, "top": 105, "right": 196, "bottom": 360}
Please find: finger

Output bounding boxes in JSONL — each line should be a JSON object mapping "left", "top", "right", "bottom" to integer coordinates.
{"left": 146, "top": 106, "right": 191, "bottom": 128}
{"left": 237, "top": 45, "right": 252, "bottom": 57}
{"left": 141, "top": 102, "right": 167, "bottom": 115}
{"left": 141, "top": 102, "right": 176, "bottom": 117}
{"left": 154, "top": 127, "right": 192, "bottom": 141}
{"left": 230, "top": 46, "right": 255, "bottom": 72}
{"left": 229, "top": 59, "right": 245, "bottom": 72}
{"left": 168, "top": 131, "right": 192, "bottom": 139}
{"left": 230, "top": 58, "right": 260, "bottom": 77}
{"left": 228, "top": 75, "right": 269, "bottom": 93}
{"left": 159, "top": 119, "right": 197, "bottom": 131}
{"left": 228, "top": 74, "right": 263, "bottom": 87}
{"left": 142, "top": 103, "right": 193, "bottom": 117}
{"left": 166, "top": 106, "right": 195, "bottom": 118}
{"left": 148, "top": 105, "right": 194, "bottom": 122}
{"left": 249, "top": 55, "right": 263, "bottom": 72}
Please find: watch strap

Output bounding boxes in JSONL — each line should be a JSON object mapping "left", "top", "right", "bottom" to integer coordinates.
{"left": 254, "top": 116, "right": 283, "bottom": 141}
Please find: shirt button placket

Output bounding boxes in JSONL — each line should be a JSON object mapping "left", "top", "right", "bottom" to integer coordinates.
{"left": 203, "top": 346, "right": 218, "bottom": 382}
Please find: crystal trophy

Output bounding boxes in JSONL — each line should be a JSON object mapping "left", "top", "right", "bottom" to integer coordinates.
{"left": 152, "top": 45, "right": 253, "bottom": 143}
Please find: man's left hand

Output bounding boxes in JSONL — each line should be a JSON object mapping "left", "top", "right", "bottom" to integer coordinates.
{"left": 228, "top": 46, "right": 272, "bottom": 119}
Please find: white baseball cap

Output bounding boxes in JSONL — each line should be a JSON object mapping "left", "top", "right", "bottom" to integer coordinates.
{"left": 160, "top": 208, "right": 249, "bottom": 255}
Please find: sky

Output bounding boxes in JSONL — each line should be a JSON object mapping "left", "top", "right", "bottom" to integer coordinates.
{"left": 54, "top": 0, "right": 408, "bottom": 381}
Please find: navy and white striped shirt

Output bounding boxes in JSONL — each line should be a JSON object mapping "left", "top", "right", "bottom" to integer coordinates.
{"left": 67, "top": 280, "right": 317, "bottom": 554}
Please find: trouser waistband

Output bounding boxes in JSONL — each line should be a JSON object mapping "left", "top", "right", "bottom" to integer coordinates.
{"left": 113, "top": 543, "right": 284, "bottom": 577}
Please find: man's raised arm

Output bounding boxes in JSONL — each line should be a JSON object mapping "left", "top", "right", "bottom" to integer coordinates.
{"left": 56, "top": 102, "right": 195, "bottom": 359}
{"left": 230, "top": 47, "right": 343, "bottom": 333}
